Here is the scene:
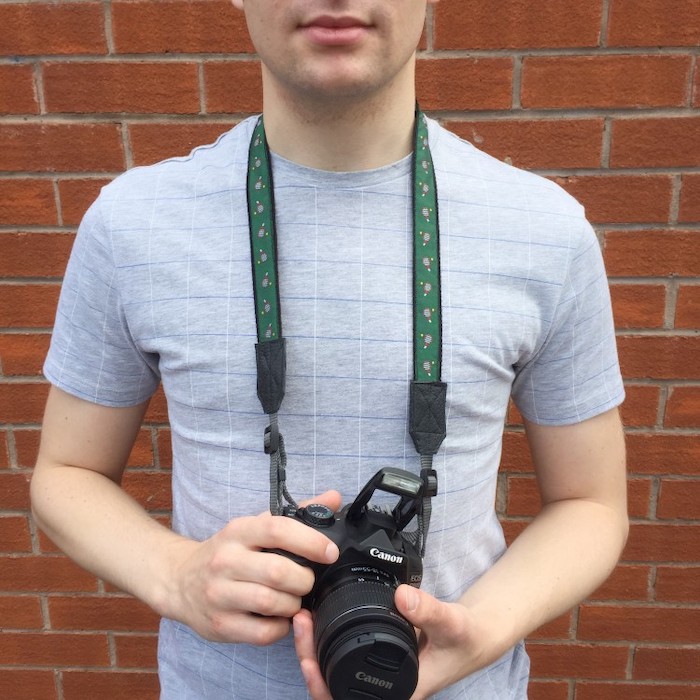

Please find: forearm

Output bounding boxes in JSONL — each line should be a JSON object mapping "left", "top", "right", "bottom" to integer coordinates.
{"left": 30, "top": 462, "right": 193, "bottom": 616}
{"left": 459, "top": 497, "right": 629, "bottom": 658}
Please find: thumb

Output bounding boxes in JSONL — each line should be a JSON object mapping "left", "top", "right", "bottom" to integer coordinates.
{"left": 395, "top": 585, "right": 442, "bottom": 631}
{"left": 299, "top": 490, "right": 343, "bottom": 513}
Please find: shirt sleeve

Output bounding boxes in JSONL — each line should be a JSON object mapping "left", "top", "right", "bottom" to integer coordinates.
{"left": 43, "top": 195, "right": 160, "bottom": 407}
{"left": 511, "top": 218, "right": 625, "bottom": 425}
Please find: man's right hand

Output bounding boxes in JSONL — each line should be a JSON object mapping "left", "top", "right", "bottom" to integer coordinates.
{"left": 162, "top": 490, "right": 342, "bottom": 646}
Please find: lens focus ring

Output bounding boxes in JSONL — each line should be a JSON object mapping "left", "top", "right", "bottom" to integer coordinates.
{"left": 313, "top": 579, "right": 419, "bottom": 699}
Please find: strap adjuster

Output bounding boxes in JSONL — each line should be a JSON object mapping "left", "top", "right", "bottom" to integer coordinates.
{"left": 264, "top": 423, "right": 280, "bottom": 454}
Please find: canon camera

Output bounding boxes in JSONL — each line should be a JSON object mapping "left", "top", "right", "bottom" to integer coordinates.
{"left": 275, "top": 467, "right": 437, "bottom": 700}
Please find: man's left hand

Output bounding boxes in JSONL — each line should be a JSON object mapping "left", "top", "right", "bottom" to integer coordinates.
{"left": 293, "top": 584, "right": 498, "bottom": 700}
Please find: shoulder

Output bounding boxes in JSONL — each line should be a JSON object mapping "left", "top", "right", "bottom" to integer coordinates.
{"left": 98, "top": 117, "right": 257, "bottom": 211}
{"left": 428, "top": 118, "right": 586, "bottom": 224}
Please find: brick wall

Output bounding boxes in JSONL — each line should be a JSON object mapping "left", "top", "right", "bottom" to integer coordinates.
{"left": 0, "top": 1, "right": 698, "bottom": 698}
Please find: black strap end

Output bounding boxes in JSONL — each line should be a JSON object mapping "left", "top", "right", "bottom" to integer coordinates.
{"left": 409, "top": 381, "right": 447, "bottom": 455}
{"left": 256, "top": 338, "right": 286, "bottom": 414}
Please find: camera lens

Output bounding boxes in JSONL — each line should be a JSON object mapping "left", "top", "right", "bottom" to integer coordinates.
{"left": 313, "top": 568, "right": 418, "bottom": 700}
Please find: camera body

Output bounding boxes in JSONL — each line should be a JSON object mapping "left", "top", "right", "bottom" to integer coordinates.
{"left": 276, "top": 467, "right": 437, "bottom": 700}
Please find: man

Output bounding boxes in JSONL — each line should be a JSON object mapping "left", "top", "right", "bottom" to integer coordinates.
{"left": 31, "top": 1, "right": 628, "bottom": 698}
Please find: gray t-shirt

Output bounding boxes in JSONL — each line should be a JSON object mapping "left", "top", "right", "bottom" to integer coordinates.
{"left": 45, "top": 117, "right": 624, "bottom": 699}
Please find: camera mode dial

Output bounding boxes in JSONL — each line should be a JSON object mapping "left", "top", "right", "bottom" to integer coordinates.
{"left": 299, "top": 504, "right": 336, "bottom": 528}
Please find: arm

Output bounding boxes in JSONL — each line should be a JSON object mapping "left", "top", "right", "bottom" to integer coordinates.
{"left": 294, "top": 407, "right": 628, "bottom": 698}
{"left": 31, "top": 386, "right": 340, "bottom": 645}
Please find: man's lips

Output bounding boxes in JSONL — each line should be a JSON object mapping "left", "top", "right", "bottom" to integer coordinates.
{"left": 299, "top": 15, "right": 372, "bottom": 46}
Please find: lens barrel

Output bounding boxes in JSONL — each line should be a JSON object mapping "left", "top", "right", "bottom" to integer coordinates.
{"left": 314, "top": 574, "right": 419, "bottom": 700}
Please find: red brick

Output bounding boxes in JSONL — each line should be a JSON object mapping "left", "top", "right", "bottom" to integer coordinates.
{"left": 0, "top": 124, "right": 124, "bottom": 174}
{"left": 0, "top": 472, "right": 31, "bottom": 510}
{"left": 0, "top": 285, "right": 60, "bottom": 328}
{"left": 417, "top": 58, "right": 513, "bottom": 111}
{"left": 37, "top": 530, "right": 62, "bottom": 555}
{"left": 0, "top": 670, "right": 55, "bottom": 700}
{"left": 528, "top": 642, "right": 628, "bottom": 678}
{"left": 676, "top": 284, "right": 700, "bottom": 329}
{"left": 527, "top": 680, "right": 569, "bottom": 700}
{"left": 114, "top": 634, "right": 158, "bottom": 669}
{"left": 576, "top": 682, "right": 700, "bottom": 700}
{"left": 0, "top": 556, "right": 97, "bottom": 593}
{"left": 604, "top": 230, "right": 700, "bottom": 277}
{"left": 0, "top": 595, "right": 43, "bottom": 629}
{"left": 506, "top": 400, "right": 523, "bottom": 426}
{"left": 0, "top": 3, "right": 106, "bottom": 56}
{"left": 62, "top": 671, "right": 159, "bottom": 700}
{"left": 0, "top": 334, "right": 51, "bottom": 377}
{"left": 626, "top": 432, "right": 700, "bottom": 476}
{"left": 0, "top": 516, "right": 32, "bottom": 553}
{"left": 679, "top": 174, "right": 700, "bottom": 222}
{"left": 527, "top": 611, "right": 572, "bottom": 640}
{"left": 112, "top": 0, "right": 253, "bottom": 54}
{"left": 500, "top": 518, "right": 529, "bottom": 546}
{"left": 0, "top": 65, "right": 38, "bottom": 114}
{"left": 608, "top": 0, "right": 700, "bottom": 47}
{"left": 627, "top": 478, "right": 653, "bottom": 519}
{"left": 0, "top": 631, "right": 109, "bottom": 666}
{"left": 0, "top": 431, "right": 8, "bottom": 468}
{"left": 611, "top": 117, "right": 700, "bottom": 168}
{"left": 589, "top": 564, "right": 650, "bottom": 601}
{"left": 44, "top": 62, "right": 200, "bottom": 115}
{"left": 122, "top": 471, "right": 172, "bottom": 512}
{"left": 500, "top": 430, "right": 534, "bottom": 473}
{"left": 0, "top": 179, "right": 57, "bottom": 227}
{"left": 578, "top": 604, "right": 700, "bottom": 642}
{"left": 506, "top": 475, "right": 539, "bottom": 516}
{"left": 125, "top": 429, "right": 155, "bottom": 469}
{"left": 144, "top": 387, "right": 169, "bottom": 424}
{"left": 620, "top": 384, "right": 660, "bottom": 428}
{"left": 435, "top": 0, "right": 602, "bottom": 49}
{"left": 657, "top": 479, "right": 700, "bottom": 520}
{"left": 48, "top": 595, "right": 159, "bottom": 632}
{"left": 522, "top": 55, "right": 691, "bottom": 109}
{"left": 633, "top": 646, "right": 700, "bottom": 681}
{"left": 58, "top": 179, "right": 110, "bottom": 227}
{"left": 618, "top": 336, "right": 700, "bottom": 381}
{"left": 204, "top": 61, "right": 263, "bottom": 114}
{"left": 610, "top": 284, "right": 666, "bottom": 329}
{"left": 553, "top": 175, "right": 672, "bottom": 224}
{"left": 156, "top": 428, "right": 173, "bottom": 469}
{"left": 445, "top": 118, "right": 603, "bottom": 170}
{"left": 665, "top": 386, "right": 700, "bottom": 428}
{"left": 0, "top": 233, "right": 74, "bottom": 279}
{"left": 0, "top": 383, "right": 50, "bottom": 424}
{"left": 129, "top": 122, "right": 235, "bottom": 167}
{"left": 623, "top": 523, "right": 700, "bottom": 562}
{"left": 655, "top": 566, "right": 700, "bottom": 602}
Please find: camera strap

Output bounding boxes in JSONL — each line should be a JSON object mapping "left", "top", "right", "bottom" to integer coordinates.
{"left": 247, "top": 108, "right": 445, "bottom": 554}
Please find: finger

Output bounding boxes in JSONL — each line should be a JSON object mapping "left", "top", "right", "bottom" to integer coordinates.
{"left": 209, "top": 611, "right": 291, "bottom": 646}
{"left": 293, "top": 610, "right": 333, "bottom": 700}
{"left": 226, "top": 514, "right": 339, "bottom": 565}
{"left": 298, "top": 489, "right": 342, "bottom": 513}
{"left": 228, "top": 550, "right": 316, "bottom": 597}
{"left": 207, "top": 579, "right": 304, "bottom": 618}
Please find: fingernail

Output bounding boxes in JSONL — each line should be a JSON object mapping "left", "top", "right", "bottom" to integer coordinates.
{"left": 293, "top": 617, "right": 302, "bottom": 638}
{"left": 404, "top": 587, "right": 419, "bottom": 612}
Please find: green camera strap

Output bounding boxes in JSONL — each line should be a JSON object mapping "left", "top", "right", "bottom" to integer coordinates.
{"left": 247, "top": 109, "right": 445, "bottom": 553}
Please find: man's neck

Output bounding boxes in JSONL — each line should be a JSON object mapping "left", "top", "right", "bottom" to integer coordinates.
{"left": 260, "top": 76, "right": 418, "bottom": 172}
